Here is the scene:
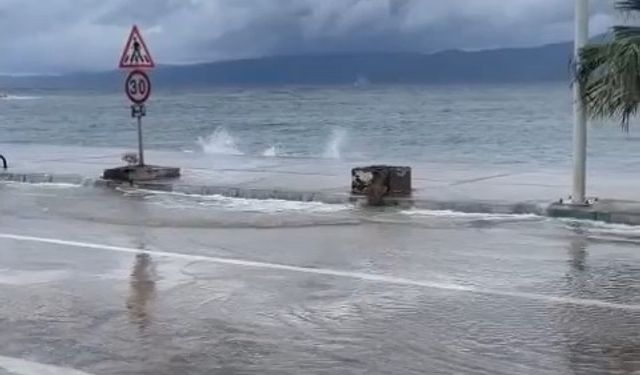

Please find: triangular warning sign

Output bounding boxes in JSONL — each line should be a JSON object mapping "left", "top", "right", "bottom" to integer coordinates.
{"left": 119, "top": 25, "right": 155, "bottom": 69}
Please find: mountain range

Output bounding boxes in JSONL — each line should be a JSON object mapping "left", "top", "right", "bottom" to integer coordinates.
{"left": 0, "top": 40, "right": 579, "bottom": 89}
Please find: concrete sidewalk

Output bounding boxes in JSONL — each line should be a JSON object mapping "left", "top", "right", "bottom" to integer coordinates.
{"left": 2, "top": 143, "right": 640, "bottom": 223}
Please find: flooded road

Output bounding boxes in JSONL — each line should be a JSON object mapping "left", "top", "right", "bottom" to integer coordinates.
{"left": 1, "top": 182, "right": 640, "bottom": 374}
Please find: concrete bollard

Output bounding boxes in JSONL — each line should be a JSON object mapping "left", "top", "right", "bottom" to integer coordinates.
{"left": 352, "top": 165, "right": 411, "bottom": 205}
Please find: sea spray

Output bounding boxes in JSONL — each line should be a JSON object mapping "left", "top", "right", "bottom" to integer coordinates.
{"left": 323, "top": 128, "right": 347, "bottom": 159}
{"left": 262, "top": 145, "right": 279, "bottom": 157}
{"left": 197, "top": 127, "right": 243, "bottom": 155}
{"left": 196, "top": 127, "right": 347, "bottom": 158}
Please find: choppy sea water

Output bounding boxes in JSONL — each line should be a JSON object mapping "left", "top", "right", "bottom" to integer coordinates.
{"left": 1, "top": 84, "right": 639, "bottom": 172}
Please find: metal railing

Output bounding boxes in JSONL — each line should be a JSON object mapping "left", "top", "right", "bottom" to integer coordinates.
{"left": 0, "top": 155, "right": 6, "bottom": 169}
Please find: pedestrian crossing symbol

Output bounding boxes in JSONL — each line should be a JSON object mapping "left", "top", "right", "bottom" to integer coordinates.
{"left": 119, "top": 25, "right": 155, "bottom": 69}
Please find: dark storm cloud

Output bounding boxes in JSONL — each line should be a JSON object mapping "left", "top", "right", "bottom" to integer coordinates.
{"left": 0, "top": 0, "right": 616, "bottom": 74}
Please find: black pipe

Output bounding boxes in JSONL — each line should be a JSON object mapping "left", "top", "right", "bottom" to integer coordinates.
{"left": 0, "top": 155, "right": 6, "bottom": 169}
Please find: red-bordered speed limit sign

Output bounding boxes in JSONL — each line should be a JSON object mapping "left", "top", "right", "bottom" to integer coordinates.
{"left": 125, "top": 70, "right": 151, "bottom": 104}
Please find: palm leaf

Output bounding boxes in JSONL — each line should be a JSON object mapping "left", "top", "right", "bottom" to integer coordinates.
{"left": 579, "top": 40, "right": 640, "bottom": 130}
{"left": 611, "top": 26, "right": 640, "bottom": 41}
{"left": 615, "top": 0, "right": 640, "bottom": 12}
{"left": 577, "top": 1, "right": 640, "bottom": 130}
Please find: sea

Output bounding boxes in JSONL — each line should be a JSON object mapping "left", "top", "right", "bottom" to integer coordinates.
{"left": 1, "top": 83, "right": 639, "bottom": 171}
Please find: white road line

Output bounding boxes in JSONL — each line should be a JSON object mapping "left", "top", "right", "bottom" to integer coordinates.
{"left": 0, "top": 355, "right": 95, "bottom": 375}
{"left": 1, "top": 232, "right": 640, "bottom": 311}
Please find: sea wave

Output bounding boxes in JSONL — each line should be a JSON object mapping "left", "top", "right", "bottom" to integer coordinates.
{"left": 119, "top": 187, "right": 353, "bottom": 214}
{"left": 1, "top": 95, "right": 42, "bottom": 101}
{"left": 401, "top": 209, "right": 542, "bottom": 222}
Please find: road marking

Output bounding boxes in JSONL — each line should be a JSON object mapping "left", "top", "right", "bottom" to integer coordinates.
{"left": 450, "top": 173, "right": 517, "bottom": 186}
{"left": 1, "top": 232, "right": 640, "bottom": 311}
{"left": 0, "top": 355, "right": 95, "bottom": 375}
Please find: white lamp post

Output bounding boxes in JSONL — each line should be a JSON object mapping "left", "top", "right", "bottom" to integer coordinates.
{"left": 572, "top": 0, "right": 589, "bottom": 204}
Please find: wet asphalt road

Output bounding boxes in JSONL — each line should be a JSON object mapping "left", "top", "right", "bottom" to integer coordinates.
{"left": 1, "top": 183, "right": 640, "bottom": 375}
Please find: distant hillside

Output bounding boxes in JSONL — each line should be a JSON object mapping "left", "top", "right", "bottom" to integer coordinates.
{"left": 0, "top": 41, "right": 577, "bottom": 89}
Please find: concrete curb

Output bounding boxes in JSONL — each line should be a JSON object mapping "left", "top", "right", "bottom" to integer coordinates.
{"left": 0, "top": 172, "right": 89, "bottom": 185}
{"left": 0, "top": 170, "right": 550, "bottom": 216}
{"left": 548, "top": 201, "right": 640, "bottom": 226}
{"left": 5, "top": 170, "right": 640, "bottom": 225}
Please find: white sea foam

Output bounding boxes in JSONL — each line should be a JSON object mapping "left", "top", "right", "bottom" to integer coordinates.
{"left": 3, "top": 181, "right": 83, "bottom": 189}
{"left": 560, "top": 218, "right": 640, "bottom": 240}
{"left": 134, "top": 189, "right": 351, "bottom": 214}
{"left": 402, "top": 209, "right": 541, "bottom": 221}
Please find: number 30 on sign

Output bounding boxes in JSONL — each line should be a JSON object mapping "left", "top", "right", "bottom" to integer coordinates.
{"left": 125, "top": 70, "right": 151, "bottom": 104}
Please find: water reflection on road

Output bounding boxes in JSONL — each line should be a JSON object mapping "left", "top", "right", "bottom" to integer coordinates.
{"left": 127, "top": 253, "right": 156, "bottom": 332}
{"left": 559, "top": 235, "right": 640, "bottom": 375}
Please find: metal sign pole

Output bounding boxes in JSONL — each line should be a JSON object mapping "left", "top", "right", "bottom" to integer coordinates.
{"left": 132, "top": 104, "right": 146, "bottom": 166}
{"left": 137, "top": 113, "right": 144, "bottom": 166}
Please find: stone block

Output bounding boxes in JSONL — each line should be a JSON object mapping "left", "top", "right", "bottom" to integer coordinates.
{"left": 351, "top": 165, "right": 411, "bottom": 205}
{"left": 103, "top": 165, "right": 181, "bottom": 182}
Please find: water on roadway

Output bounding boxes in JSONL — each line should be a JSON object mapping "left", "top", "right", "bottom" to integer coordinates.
{"left": 1, "top": 182, "right": 640, "bottom": 374}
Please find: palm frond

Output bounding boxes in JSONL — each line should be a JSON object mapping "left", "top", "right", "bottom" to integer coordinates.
{"left": 573, "top": 0, "right": 640, "bottom": 130}
{"left": 579, "top": 39, "right": 640, "bottom": 131}
{"left": 612, "top": 26, "right": 640, "bottom": 41}
{"left": 616, "top": 0, "right": 640, "bottom": 13}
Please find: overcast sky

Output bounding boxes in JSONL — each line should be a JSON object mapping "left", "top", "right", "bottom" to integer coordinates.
{"left": 0, "top": 0, "right": 617, "bottom": 74}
